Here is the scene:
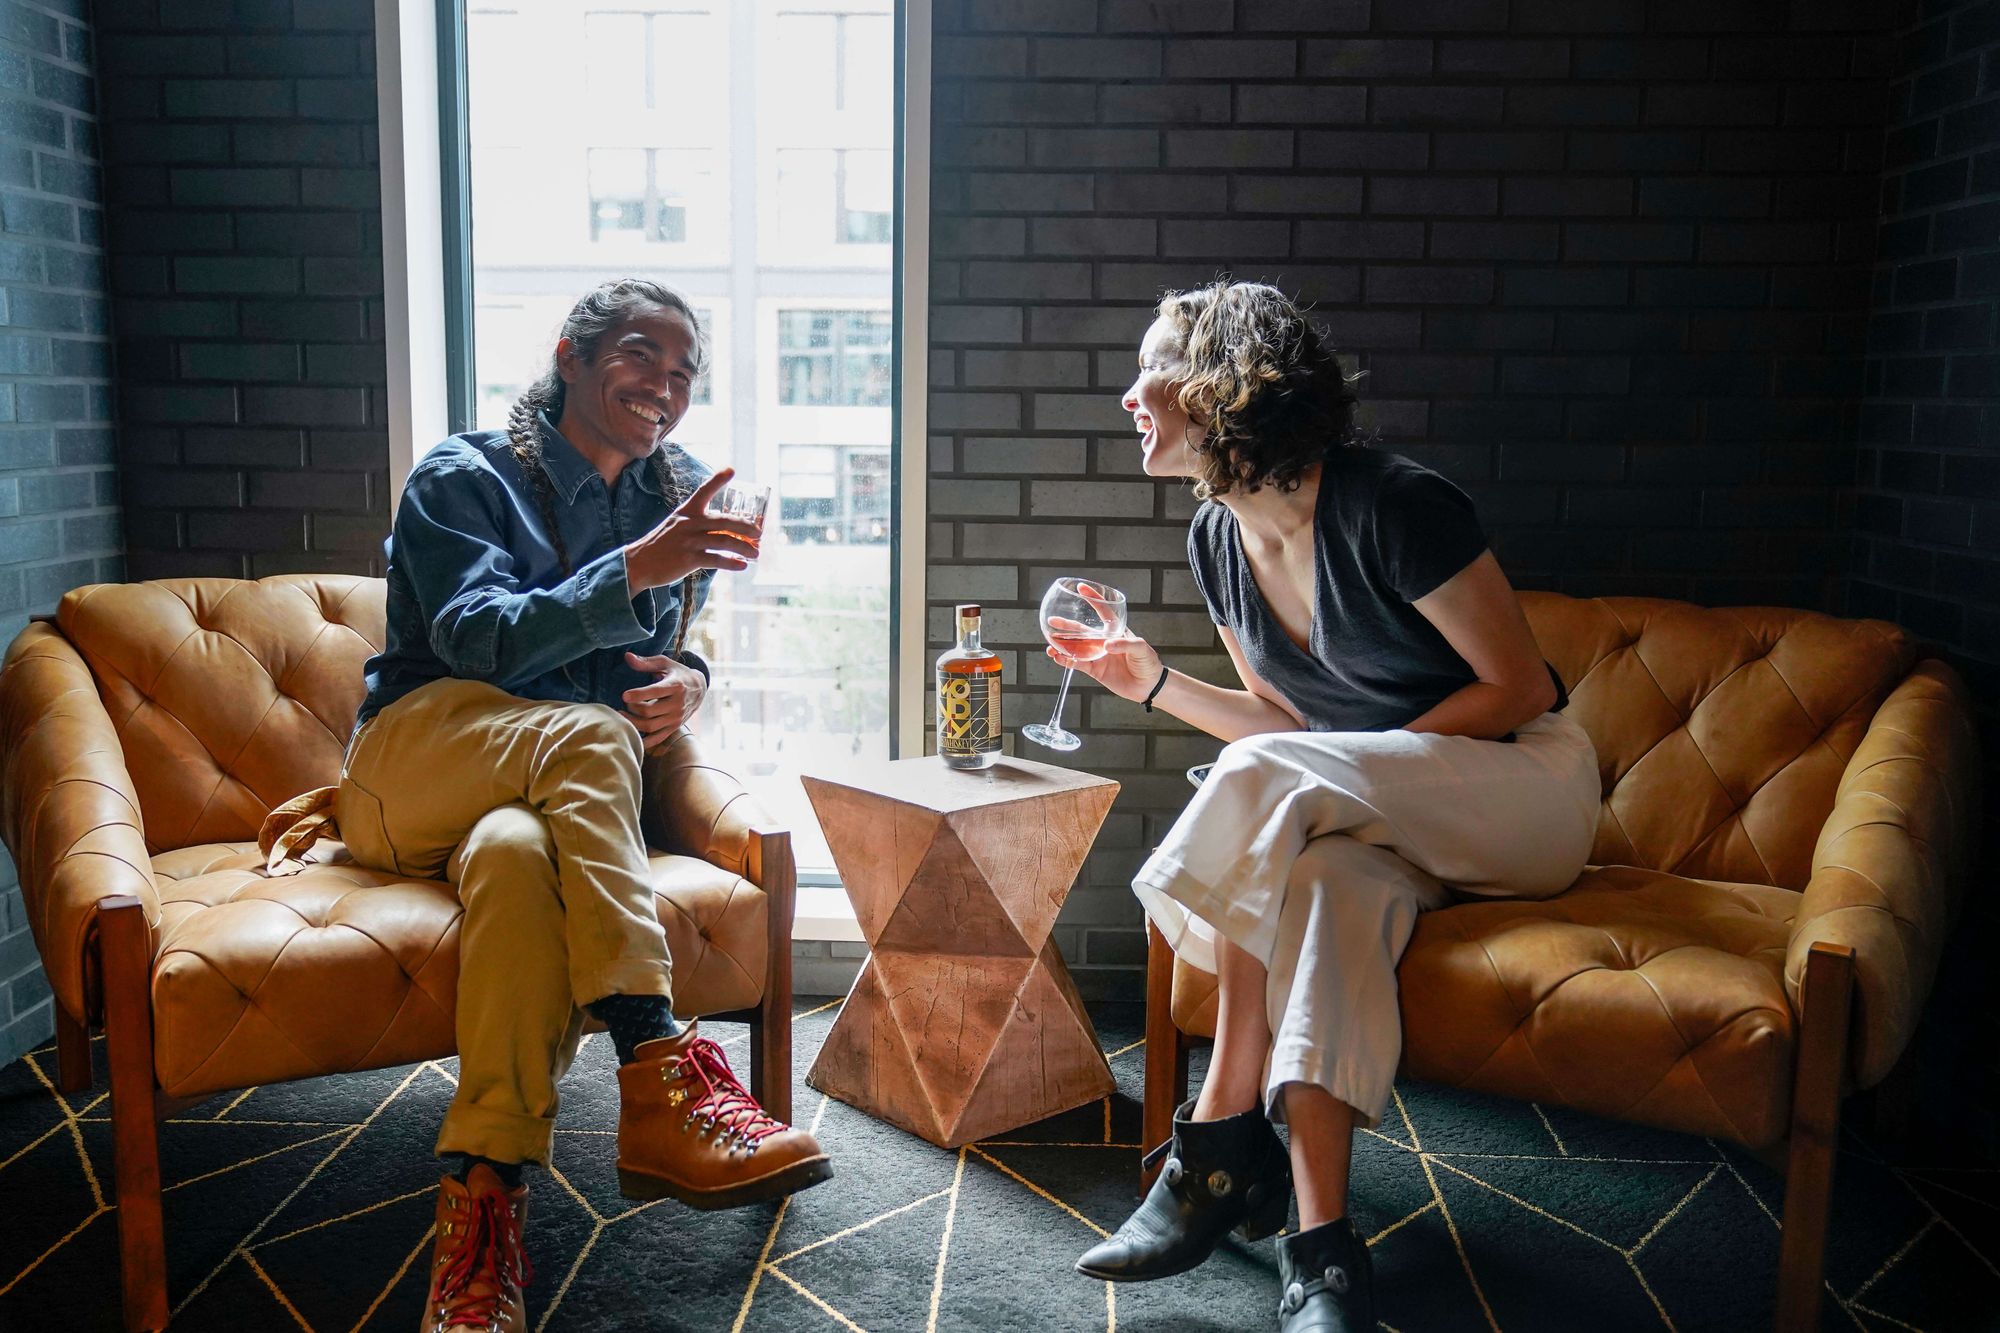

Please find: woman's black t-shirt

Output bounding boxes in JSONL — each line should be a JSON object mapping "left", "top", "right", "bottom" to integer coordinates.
{"left": 1187, "top": 448, "right": 1496, "bottom": 733}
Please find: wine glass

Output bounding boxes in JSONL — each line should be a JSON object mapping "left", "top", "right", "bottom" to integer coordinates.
{"left": 1022, "top": 577, "right": 1128, "bottom": 752}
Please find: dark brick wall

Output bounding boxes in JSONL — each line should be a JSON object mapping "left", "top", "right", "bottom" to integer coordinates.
{"left": 1847, "top": 0, "right": 2000, "bottom": 1162}
{"left": 0, "top": 0, "right": 117, "bottom": 1067}
{"left": 926, "top": 0, "right": 1901, "bottom": 997}
{"left": 95, "top": 0, "right": 388, "bottom": 583}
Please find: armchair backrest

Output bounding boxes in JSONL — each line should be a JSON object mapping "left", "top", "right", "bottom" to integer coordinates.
{"left": 1521, "top": 593, "right": 1915, "bottom": 890}
{"left": 56, "top": 576, "right": 386, "bottom": 852}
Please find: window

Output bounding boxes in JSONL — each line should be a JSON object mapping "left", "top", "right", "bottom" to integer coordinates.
{"left": 772, "top": 10, "right": 891, "bottom": 117}
{"left": 777, "top": 309, "right": 891, "bottom": 406}
{"left": 448, "top": 0, "right": 905, "bottom": 879}
{"left": 585, "top": 9, "right": 723, "bottom": 110}
{"left": 588, "top": 147, "right": 715, "bottom": 245}
{"left": 775, "top": 147, "right": 891, "bottom": 253}
{"left": 780, "top": 443, "right": 889, "bottom": 545}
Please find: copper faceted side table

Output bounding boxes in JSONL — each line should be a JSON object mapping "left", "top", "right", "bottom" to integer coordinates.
{"left": 801, "top": 756, "right": 1120, "bottom": 1149}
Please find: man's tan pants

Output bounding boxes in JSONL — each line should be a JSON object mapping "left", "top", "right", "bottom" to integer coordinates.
{"left": 337, "top": 677, "right": 673, "bottom": 1167}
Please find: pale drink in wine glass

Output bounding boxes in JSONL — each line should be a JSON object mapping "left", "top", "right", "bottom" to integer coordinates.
{"left": 1022, "top": 577, "right": 1127, "bottom": 752}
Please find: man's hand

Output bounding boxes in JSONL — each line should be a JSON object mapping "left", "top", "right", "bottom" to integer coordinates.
{"left": 621, "top": 651, "right": 706, "bottom": 752}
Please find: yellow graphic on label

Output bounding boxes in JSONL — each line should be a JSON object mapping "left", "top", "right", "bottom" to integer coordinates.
{"left": 937, "top": 671, "right": 1000, "bottom": 755}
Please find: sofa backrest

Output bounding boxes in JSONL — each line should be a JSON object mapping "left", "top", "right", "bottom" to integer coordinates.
{"left": 1521, "top": 592, "right": 1915, "bottom": 890}
{"left": 56, "top": 575, "right": 387, "bottom": 852}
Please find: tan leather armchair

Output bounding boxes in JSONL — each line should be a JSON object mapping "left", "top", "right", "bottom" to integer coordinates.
{"left": 0, "top": 574, "right": 799, "bottom": 1333}
{"left": 1142, "top": 594, "right": 1978, "bottom": 1333}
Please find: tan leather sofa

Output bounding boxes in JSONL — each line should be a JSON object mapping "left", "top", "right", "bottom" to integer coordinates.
{"left": 0, "top": 574, "right": 799, "bottom": 1333}
{"left": 1142, "top": 593, "right": 1978, "bottom": 1333}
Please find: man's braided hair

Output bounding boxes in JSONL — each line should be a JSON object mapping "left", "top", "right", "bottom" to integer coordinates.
{"left": 506, "top": 278, "right": 712, "bottom": 654}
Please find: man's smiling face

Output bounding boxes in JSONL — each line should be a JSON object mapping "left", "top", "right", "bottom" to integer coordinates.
{"left": 556, "top": 302, "right": 701, "bottom": 472}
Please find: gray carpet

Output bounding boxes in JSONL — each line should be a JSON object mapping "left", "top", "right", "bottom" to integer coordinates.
{"left": 0, "top": 1000, "right": 1994, "bottom": 1331}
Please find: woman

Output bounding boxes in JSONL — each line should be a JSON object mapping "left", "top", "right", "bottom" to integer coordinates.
{"left": 1060, "top": 282, "right": 1599, "bottom": 1332}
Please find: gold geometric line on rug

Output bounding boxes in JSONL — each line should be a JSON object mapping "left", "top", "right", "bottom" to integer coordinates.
{"left": 730, "top": 1093, "right": 830, "bottom": 1333}
{"left": 25, "top": 1049, "right": 105, "bottom": 1206}
{"left": 769, "top": 1188, "right": 950, "bottom": 1265}
{"left": 762, "top": 1263, "right": 868, "bottom": 1332}
{"left": 535, "top": 1217, "right": 603, "bottom": 1333}
{"left": 254, "top": 1184, "right": 440, "bottom": 1250}
{"left": 0, "top": 1048, "right": 117, "bottom": 1298}
{"left": 1629, "top": 1165, "right": 1721, "bottom": 1257}
{"left": 1623, "top": 1251, "right": 1675, "bottom": 1333}
{"left": 171, "top": 1060, "right": 436, "bottom": 1320}
{"left": 164, "top": 1127, "right": 351, "bottom": 1194}
{"left": 242, "top": 1248, "right": 315, "bottom": 1332}
{"left": 1533, "top": 1104, "right": 1569, "bottom": 1156}
{"left": 1396, "top": 1086, "right": 1501, "bottom": 1333}
{"left": 1845, "top": 1215, "right": 1938, "bottom": 1310}
{"left": 1105, "top": 1038, "right": 1144, "bottom": 1060}
{"left": 1368, "top": 1199, "right": 1440, "bottom": 1248}
{"left": 964, "top": 1144, "right": 1110, "bottom": 1239}
{"left": 1888, "top": 1162, "right": 2000, "bottom": 1284}
{"left": 925, "top": 1146, "right": 967, "bottom": 1333}
{"left": 214, "top": 1084, "right": 261, "bottom": 1118}
{"left": 1427, "top": 1152, "right": 1716, "bottom": 1167}
{"left": 358, "top": 1223, "right": 436, "bottom": 1333}
{"left": 0, "top": 1203, "right": 108, "bottom": 1297}
{"left": 1845, "top": 1299, "right": 1925, "bottom": 1332}
{"left": 75, "top": 1116, "right": 364, "bottom": 1128}
{"left": 0, "top": 1118, "right": 65, "bottom": 1174}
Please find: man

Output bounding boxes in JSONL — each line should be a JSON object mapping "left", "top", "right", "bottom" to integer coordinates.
{"left": 336, "top": 279, "right": 830, "bottom": 1330}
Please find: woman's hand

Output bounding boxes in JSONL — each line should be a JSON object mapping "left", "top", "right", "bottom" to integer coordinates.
{"left": 1047, "top": 628, "right": 1165, "bottom": 703}
{"left": 624, "top": 466, "right": 762, "bottom": 593}
{"left": 620, "top": 651, "right": 705, "bottom": 752}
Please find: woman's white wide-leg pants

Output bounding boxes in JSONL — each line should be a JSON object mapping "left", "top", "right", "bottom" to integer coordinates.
{"left": 1133, "top": 713, "right": 1601, "bottom": 1128}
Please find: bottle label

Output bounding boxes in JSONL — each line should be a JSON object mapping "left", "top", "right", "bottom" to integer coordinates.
{"left": 937, "top": 669, "right": 1001, "bottom": 756}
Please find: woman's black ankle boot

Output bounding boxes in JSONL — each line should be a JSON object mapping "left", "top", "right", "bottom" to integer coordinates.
{"left": 1074, "top": 1098, "right": 1292, "bottom": 1282}
{"left": 1275, "top": 1217, "right": 1373, "bottom": 1332}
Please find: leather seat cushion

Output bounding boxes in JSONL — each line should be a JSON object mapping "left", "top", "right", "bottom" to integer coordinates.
{"left": 1170, "top": 865, "right": 1800, "bottom": 1148}
{"left": 149, "top": 841, "right": 769, "bottom": 1099}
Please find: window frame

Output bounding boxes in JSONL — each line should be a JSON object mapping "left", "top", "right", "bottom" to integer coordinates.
{"left": 377, "top": 0, "right": 929, "bottom": 915}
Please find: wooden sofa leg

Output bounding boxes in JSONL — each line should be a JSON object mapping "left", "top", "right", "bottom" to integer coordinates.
{"left": 751, "top": 828, "right": 795, "bottom": 1127}
{"left": 101, "top": 896, "right": 168, "bottom": 1333}
{"left": 54, "top": 999, "right": 91, "bottom": 1095}
{"left": 1776, "top": 940, "right": 1855, "bottom": 1333}
{"left": 1141, "top": 923, "right": 1189, "bottom": 1191}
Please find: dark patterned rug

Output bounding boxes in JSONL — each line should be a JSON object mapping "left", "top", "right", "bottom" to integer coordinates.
{"left": 0, "top": 1000, "right": 1993, "bottom": 1332}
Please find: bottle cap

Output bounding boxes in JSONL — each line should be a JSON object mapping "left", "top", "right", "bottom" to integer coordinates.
{"left": 957, "top": 603, "right": 981, "bottom": 618}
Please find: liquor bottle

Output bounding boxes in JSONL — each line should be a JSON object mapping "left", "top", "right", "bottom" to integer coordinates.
{"left": 936, "top": 602, "right": 1002, "bottom": 770}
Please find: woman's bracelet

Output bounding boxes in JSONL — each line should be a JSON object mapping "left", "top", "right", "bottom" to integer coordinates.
{"left": 1142, "top": 665, "right": 1170, "bottom": 712}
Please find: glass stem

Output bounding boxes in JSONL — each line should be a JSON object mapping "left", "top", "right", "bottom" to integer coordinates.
{"left": 1047, "top": 667, "right": 1077, "bottom": 731}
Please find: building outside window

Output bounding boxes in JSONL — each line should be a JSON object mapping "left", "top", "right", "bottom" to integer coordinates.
{"left": 777, "top": 309, "right": 891, "bottom": 406}
{"left": 462, "top": 0, "right": 894, "bottom": 873}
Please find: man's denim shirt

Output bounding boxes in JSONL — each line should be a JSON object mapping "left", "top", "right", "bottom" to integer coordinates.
{"left": 354, "top": 416, "right": 711, "bottom": 734}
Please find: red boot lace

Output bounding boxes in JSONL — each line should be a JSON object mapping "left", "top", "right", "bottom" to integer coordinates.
{"left": 676, "top": 1037, "right": 785, "bottom": 1148}
{"left": 432, "top": 1189, "right": 532, "bottom": 1330}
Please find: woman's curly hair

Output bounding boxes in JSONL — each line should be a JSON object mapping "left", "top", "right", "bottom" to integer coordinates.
{"left": 1154, "top": 281, "right": 1364, "bottom": 500}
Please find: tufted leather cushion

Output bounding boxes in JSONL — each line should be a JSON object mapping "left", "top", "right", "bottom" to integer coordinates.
{"left": 55, "top": 576, "right": 386, "bottom": 853}
{"left": 148, "top": 839, "right": 769, "bottom": 1100}
{"left": 1164, "top": 592, "right": 1974, "bottom": 1148}
{"left": 1172, "top": 864, "right": 1801, "bottom": 1147}
{"left": 1520, "top": 594, "right": 1913, "bottom": 890}
{"left": 0, "top": 575, "right": 786, "bottom": 1105}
